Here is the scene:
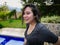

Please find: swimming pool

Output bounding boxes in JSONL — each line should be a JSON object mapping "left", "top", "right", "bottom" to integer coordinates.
{"left": 0, "top": 35, "right": 24, "bottom": 45}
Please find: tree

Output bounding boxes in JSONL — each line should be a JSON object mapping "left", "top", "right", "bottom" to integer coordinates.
{"left": 8, "top": 9, "right": 17, "bottom": 19}
{"left": 22, "top": 0, "right": 60, "bottom": 17}
{"left": 0, "top": 5, "right": 10, "bottom": 20}
{"left": 54, "top": 0, "right": 60, "bottom": 4}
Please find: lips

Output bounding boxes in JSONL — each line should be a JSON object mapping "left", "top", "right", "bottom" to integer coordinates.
{"left": 25, "top": 19, "right": 29, "bottom": 21}
{"left": 24, "top": 18, "right": 29, "bottom": 21}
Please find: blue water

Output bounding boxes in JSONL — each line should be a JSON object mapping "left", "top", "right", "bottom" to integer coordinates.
{"left": 5, "top": 40, "right": 24, "bottom": 45}
{"left": 0, "top": 35, "right": 24, "bottom": 45}
{"left": 0, "top": 37, "right": 5, "bottom": 44}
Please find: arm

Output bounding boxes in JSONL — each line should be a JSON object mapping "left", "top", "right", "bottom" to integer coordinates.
{"left": 24, "top": 38, "right": 27, "bottom": 45}
{"left": 38, "top": 24, "right": 60, "bottom": 44}
{"left": 54, "top": 37, "right": 60, "bottom": 45}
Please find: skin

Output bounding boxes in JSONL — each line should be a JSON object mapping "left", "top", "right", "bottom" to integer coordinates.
{"left": 23, "top": 7, "right": 37, "bottom": 45}
{"left": 23, "top": 7, "right": 60, "bottom": 45}
{"left": 23, "top": 7, "right": 36, "bottom": 24}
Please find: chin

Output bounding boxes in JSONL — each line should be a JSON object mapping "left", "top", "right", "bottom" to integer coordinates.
{"left": 25, "top": 21, "right": 30, "bottom": 24}
{"left": 25, "top": 22, "right": 29, "bottom": 24}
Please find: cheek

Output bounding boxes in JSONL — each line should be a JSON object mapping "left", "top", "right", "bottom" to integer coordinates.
{"left": 29, "top": 14, "right": 35, "bottom": 21}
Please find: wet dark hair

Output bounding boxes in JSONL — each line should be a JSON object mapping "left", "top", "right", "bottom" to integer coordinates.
{"left": 22, "top": 4, "right": 41, "bottom": 24}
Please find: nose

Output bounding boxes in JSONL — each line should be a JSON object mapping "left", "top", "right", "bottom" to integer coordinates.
{"left": 23, "top": 14, "right": 27, "bottom": 19}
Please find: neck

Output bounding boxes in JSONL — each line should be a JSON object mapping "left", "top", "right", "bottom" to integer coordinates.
{"left": 29, "top": 20, "right": 37, "bottom": 27}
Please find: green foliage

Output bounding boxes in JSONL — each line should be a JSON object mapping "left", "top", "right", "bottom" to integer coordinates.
{"left": 0, "top": 11, "right": 10, "bottom": 20}
{"left": 0, "top": 5, "right": 10, "bottom": 20}
{"left": 0, "top": 15, "right": 60, "bottom": 28}
{"left": 41, "top": 16, "right": 60, "bottom": 23}
{"left": 54, "top": 0, "right": 60, "bottom": 4}
{"left": 0, "top": 5, "right": 17, "bottom": 20}
{"left": 8, "top": 10, "right": 16, "bottom": 19}
{"left": 22, "top": 0, "right": 44, "bottom": 4}
{"left": 8, "top": 19, "right": 13, "bottom": 23}
{"left": 0, "top": 19, "right": 26, "bottom": 28}
{"left": 18, "top": 15, "right": 22, "bottom": 20}
{"left": 0, "top": 24, "right": 4, "bottom": 29}
{"left": 0, "top": 5, "right": 9, "bottom": 11}
{"left": 22, "top": 0, "right": 60, "bottom": 16}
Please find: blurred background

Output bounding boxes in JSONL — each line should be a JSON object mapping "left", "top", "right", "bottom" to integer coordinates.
{"left": 0, "top": 0, "right": 60, "bottom": 28}
{"left": 0, "top": 0, "right": 60, "bottom": 45}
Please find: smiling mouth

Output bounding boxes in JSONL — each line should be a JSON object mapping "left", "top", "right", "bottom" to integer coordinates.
{"left": 24, "top": 18, "right": 29, "bottom": 21}
{"left": 24, "top": 18, "right": 29, "bottom": 20}
{"left": 25, "top": 19, "right": 29, "bottom": 21}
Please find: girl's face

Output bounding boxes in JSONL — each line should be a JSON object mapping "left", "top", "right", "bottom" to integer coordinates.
{"left": 23, "top": 7, "right": 35, "bottom": 24}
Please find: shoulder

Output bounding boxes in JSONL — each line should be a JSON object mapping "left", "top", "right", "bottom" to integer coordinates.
{"left": 37, "top": 23, "right": 56, "bottom": 36}
{"left": 36, "top": 23, "right": 46, "bottom": 30}
{"left": 36, "top": 23, "right": 51, "bottom": 34}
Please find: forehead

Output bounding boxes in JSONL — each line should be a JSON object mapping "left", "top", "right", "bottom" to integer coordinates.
{"left": 24, "top": 7, "right": 32, "bottom": 12}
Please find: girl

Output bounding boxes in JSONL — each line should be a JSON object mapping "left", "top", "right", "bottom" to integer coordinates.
{"left": 22, "top": 4, "right": 60, "bottom": 45}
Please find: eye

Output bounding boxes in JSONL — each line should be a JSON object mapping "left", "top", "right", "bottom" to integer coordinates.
{"left": 26, "top": 12, "right": 30, "bottom": 15}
